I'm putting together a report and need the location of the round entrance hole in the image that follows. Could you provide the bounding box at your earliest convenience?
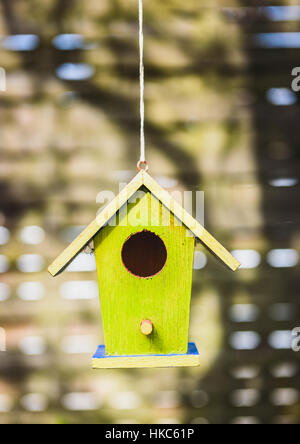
[121,230,167,278]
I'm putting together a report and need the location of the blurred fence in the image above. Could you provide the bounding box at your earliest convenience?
[0,0,299,424]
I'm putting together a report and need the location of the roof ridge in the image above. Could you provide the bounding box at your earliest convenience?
[48,171,239,276]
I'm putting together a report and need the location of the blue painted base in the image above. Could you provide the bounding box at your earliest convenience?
[92,342,200,369]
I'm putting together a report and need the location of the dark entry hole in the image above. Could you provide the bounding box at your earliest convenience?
[121,230,167,278]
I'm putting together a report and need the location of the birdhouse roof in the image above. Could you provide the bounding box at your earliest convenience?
[48,171,240,276]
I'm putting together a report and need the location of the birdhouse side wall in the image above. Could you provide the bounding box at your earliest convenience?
[94,190,195,356]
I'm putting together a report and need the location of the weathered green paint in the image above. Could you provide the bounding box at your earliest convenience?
[94,188,195,356]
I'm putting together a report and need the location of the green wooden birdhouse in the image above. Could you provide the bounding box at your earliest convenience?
[49,171,240,369]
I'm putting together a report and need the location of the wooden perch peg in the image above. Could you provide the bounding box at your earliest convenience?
[140,320,153,336]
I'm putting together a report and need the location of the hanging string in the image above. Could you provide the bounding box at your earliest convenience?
[138,0,148,171]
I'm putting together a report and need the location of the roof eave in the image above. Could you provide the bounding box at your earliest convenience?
[48,170,240,276]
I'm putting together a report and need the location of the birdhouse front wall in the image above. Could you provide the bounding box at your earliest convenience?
[94,189,195,356]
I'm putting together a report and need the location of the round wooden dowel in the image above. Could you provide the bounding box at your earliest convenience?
[140,320,153,336]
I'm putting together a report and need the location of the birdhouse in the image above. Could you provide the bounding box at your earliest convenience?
[49,171,240,368]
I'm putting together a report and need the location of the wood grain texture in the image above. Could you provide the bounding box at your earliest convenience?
[92,343,200,369]
[94,190,195,356]
[140,320,153,336]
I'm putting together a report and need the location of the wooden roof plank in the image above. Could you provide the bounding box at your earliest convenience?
[142,172,240,271]
[48,171,143,276]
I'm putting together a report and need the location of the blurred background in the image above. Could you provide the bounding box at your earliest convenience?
[0,0,300,425]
